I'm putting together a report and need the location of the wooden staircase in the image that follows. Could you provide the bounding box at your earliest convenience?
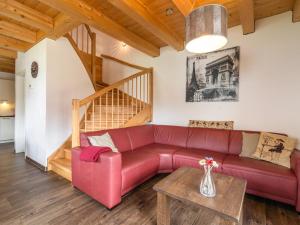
[47,24,153,181]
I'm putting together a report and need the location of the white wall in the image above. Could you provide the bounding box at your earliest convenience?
[15,38,94,166]
[14,74,25,153]
[96,12,300,148]
[45,38,94,158]
[23,40,47,165]
[152,12,300,148]
[91,28,154,84]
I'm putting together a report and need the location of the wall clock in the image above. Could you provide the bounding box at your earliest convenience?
[31,61,38,78]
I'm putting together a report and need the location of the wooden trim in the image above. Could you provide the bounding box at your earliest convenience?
[0,0,53,32]
[110,0,184,51]
[80,69,151,106]
[26,156,47,171]
[91,32,96,84]
[238,0,255,34]
[101,54,148,71]
[72,99,80,148]
[0,20,36,43]
[293,0,300,22]
[37,0,160,57]
[0,47,16,59]
[171,0,194,17]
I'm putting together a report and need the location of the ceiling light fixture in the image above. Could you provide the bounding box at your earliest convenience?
[166,8,174,16]
[185,4,228,53]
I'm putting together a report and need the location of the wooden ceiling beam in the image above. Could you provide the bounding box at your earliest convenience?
[0,34,30,51]
[47,13,80,40]
[110,0,184,51]
[0,47,16,58]
[293,0,300,22]
[171,0,194,17]
[38,0,160,57]
[238,0,255,34]
[0,20,36,43]
[0,0,53,32]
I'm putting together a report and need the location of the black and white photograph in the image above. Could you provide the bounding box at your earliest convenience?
[186,46,240,102]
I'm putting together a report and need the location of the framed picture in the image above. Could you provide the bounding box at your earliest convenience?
[186,46,240,102]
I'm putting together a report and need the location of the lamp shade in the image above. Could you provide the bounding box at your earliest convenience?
[185,4,228,53]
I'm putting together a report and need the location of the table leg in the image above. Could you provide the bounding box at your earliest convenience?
[237,208,243,225]
[157,192,171,225]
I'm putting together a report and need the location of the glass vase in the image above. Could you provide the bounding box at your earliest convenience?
[200,165,216,197]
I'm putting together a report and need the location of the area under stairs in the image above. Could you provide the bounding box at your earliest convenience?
[47,24,153,181]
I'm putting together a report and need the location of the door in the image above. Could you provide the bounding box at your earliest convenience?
[0,117,14,142]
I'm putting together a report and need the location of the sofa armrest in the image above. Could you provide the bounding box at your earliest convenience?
[72,147,122,209]
[291,150,300,212]
[291,150,300,176]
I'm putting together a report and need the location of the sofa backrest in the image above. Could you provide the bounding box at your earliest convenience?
[126,125,154,150]
[154,125,189,148]
[80,127,132,152]
[187,127,230,153]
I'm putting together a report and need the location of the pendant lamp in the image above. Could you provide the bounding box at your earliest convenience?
[186,4,228,53]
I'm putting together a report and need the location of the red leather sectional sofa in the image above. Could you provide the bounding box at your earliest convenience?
[72,125,300,211]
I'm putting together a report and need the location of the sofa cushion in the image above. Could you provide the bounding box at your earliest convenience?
[187,128,230,153]
[173,149,226,172]
[121,150,159,194]
[80,127,132,152]
[126,125,154,150]
[154,125,189,148]
[223,155,297,203]
[137,143,184,172]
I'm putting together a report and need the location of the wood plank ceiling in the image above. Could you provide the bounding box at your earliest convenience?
[0,0,299,73]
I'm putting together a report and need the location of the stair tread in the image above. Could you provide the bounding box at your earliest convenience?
[51,158,71,170]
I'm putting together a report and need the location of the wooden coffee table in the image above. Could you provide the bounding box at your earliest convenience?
[153,167,247,225]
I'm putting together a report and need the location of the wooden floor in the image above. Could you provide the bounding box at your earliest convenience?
[0,143,299,225]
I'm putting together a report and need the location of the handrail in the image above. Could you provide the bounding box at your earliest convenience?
[80,68,152,106]
[72,68,153,147]
[101,54,148,71]
[68,24,99,87]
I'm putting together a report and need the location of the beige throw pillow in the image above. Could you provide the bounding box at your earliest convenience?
[88,132,118,153]
[189,120,234,130]
[239,132,260,158]
[252,132,296,168]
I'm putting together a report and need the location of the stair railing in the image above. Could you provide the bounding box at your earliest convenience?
[72,68,153,147]
[65,24,97,85]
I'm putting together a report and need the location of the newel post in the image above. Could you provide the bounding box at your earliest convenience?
[72,99,80,148]
[149,67,154,121]
[91,32,97,85]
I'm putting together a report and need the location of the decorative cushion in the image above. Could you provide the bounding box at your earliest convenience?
[88,132,118,152]
[189,120,234,130]
[252,132,296,168]
[239,132,260,158]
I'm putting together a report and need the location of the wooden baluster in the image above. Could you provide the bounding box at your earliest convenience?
[72,99,80,148]
[92,99,95,131]
[112,89,114,129]
[143,74,145,109]
[76,26,79,46]
[81,25,84,52]
[84,104,87,132]
[139,75,142,112]
[136,77,138,115]
[147,73,149,104]
[99,96,102,130]
[91,33,96,84]
[149,69,153,120]
[117,88,120,127]
[127,81,129,121]
[106,93,108,129]
[131,79,134,118]
[87,28,89,54]
[123,84,125,124]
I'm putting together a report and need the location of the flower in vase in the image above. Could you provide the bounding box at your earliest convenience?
[199,157,219,168]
